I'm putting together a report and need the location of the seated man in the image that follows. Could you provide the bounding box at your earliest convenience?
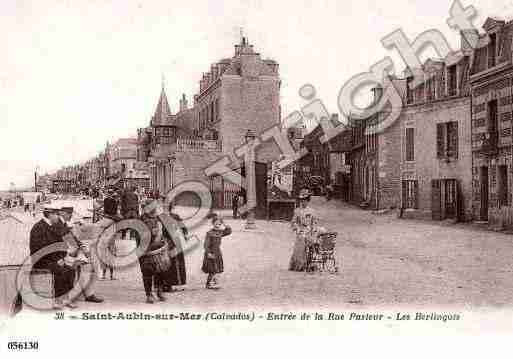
[29,205,76,309]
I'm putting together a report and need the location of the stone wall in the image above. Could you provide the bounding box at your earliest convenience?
[401,96,472,220]
[377,115,402,210]
[220,75,280,161]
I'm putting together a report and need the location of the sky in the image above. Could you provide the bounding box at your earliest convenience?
[0,0,512,190]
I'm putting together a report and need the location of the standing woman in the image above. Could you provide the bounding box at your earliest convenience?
[161,202,188,292]
[289,189,318,272]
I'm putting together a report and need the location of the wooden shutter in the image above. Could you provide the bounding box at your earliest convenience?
[406,128,414,161]
[451,121,458,159]
[431,179,442,220]
[401,180,407,208]
[414,180,419,209]
[436,123,445,158]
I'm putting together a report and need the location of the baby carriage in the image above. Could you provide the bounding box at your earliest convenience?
[306,228,338,273]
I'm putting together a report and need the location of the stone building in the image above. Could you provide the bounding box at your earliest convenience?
[400,52,472,221]
[470,18,513,229]
[109,138,138,177]
[138,37,282,200]
[347,76,406,210]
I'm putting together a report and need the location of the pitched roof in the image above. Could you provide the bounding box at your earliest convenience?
[152,86,172,126]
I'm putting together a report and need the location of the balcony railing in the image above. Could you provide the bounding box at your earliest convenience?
[480,131,498,156]
[176,138,222,152]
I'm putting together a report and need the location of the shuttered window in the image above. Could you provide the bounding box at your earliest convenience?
[447,121,458,158]
[405,127,414,161]
[436,122,458,159]
[402,180,418,209]
[436,123,445,157]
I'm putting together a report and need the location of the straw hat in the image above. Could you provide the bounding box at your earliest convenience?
[43,204,60,213]
[60,206,74,214]
[298,189,312,200]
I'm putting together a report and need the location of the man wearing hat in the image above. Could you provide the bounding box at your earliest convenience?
[29,205,76,309]
[58,206,104,303]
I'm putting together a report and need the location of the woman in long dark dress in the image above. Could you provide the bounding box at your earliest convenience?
[289,189,318,272]
[202,216,232,289]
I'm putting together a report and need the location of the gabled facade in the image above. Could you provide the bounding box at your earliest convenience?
[469,18,513,229]
[400,52,472,221]
[137,37,282,197]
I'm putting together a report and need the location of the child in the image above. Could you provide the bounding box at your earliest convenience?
[60,228,90,269]
[202,215,232,289]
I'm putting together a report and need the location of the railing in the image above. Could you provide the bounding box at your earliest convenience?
[176,138,222,152]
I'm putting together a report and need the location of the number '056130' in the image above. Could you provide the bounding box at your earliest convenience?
[7,341,39,350]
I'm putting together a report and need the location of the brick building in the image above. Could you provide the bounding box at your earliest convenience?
[346,76,406,210]
[138,37,282,202]
[470,18,513,229]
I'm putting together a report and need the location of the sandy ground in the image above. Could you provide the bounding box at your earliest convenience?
[14,195,508,313]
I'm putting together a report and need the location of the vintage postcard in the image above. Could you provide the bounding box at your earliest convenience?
[1,0,513,356]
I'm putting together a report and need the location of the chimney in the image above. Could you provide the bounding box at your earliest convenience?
[330,113,340,126]
[179,94,188,112]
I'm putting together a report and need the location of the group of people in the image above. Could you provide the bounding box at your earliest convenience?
[27,184,330,308]
[29,205,104,309]
[27,184,237,308]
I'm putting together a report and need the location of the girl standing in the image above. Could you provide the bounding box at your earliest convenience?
[202,216,232,289]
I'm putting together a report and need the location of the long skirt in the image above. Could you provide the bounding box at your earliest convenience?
[202,251,224,274]
[47,263,76,298]
[289,231,308,272]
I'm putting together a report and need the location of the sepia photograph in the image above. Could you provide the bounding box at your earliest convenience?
[1,0,513,355]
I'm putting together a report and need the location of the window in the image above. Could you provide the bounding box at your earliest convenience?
[215,98,220,122]
[425,78,434,102]
[488,99,498,132]
[448,65,457,96]
[498,165,508,207]
[488,33,497,68]
[405,127,415,161]
[406,77,414,104]
[436,121,459,159]
[402,180,418,209]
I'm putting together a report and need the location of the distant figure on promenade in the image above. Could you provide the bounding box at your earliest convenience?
[120,186,139,240]
[99,237,117,281]
[29,205,76,309]
[289,189,318,272]
[202,215,232,289]
[232,193,240,219]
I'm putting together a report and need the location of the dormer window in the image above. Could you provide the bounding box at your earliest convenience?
[488,32,497,68]
[406,77,414,104]
[448,65,457,96]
